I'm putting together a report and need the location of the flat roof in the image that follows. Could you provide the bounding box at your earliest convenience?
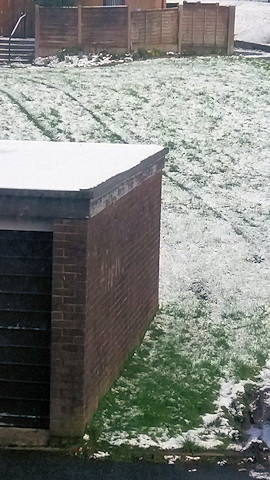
[0,141,165,195]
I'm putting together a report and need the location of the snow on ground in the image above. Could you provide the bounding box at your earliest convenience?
[34,52,134,69]
[249,471,270,480]
[0,56,269,450]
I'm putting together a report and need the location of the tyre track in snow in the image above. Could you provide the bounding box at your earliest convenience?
[98,82,269,253]
[3,71,268,254]
[0,88,56,141]
[105,90,270,253]
[11,72,159,145]
[163,170,267,252]
[14,74,128,144]
[39,75,269,252]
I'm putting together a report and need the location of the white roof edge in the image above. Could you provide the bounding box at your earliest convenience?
[0,141,166,194]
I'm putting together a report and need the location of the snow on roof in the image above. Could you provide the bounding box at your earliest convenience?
[0,141,164,193]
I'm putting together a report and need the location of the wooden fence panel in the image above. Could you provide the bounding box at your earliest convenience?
[131,9,178,51]
[161,9,178,45]
[216,6,229,47]
[35,3,235,57]
[130,11,145,45]
[204,5,218,46]
[146,11,162,45]
[193,6,204,45]
[0,0,35,37]
[38,7,78,56]
[82,6,129,52]
[181,5,193,46]
[181,3,229,53]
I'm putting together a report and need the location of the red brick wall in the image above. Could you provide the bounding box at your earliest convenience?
[84,172,162,422]
[50,219,88,438]
[50,171,162,439]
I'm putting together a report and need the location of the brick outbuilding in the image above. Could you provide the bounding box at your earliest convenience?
[0,141,167,443]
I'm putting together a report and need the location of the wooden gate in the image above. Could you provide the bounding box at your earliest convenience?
[0,0,35,37]
[0,231,52,429]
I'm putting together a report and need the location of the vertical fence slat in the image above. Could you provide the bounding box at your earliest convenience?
[192,6,195,46]
[203,7,206,46]
[177,5,183,54]
[214,3,218,46]
[160,9,163,44]
[127,6,131,52]
[144,10,147,45]
[78,4,82,45]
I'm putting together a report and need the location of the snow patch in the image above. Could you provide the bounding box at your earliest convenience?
[249,471,270,480]
[91,451,110,459]
[217,380,247,411]
[217,459,227,466]
[164,454,181,464]
[34,53,133,69]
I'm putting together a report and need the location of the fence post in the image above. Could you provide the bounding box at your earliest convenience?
[227,5,235,55]
[127,6,131,52]
[35,4,40,59]
[78,4,82,47]
[177,4,183,54]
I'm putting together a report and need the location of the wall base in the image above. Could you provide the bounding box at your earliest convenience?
[0,428,49,447]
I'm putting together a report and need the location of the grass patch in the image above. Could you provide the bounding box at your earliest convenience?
[84,302,270,451]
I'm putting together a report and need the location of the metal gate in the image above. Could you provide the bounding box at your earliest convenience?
[0,230,52,429]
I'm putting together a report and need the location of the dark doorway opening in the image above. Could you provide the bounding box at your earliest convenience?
[0,230,52,429]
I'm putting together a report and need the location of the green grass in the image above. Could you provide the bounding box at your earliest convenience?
[84,302,270,451]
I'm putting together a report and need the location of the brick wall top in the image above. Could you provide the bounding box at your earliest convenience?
[0,141,167,219]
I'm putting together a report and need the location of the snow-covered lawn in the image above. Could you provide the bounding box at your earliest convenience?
[0,55,269,451]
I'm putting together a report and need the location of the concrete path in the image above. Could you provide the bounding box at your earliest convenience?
[0,450,269,480]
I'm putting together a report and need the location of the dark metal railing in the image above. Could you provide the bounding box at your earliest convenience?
[8,12,26,64]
